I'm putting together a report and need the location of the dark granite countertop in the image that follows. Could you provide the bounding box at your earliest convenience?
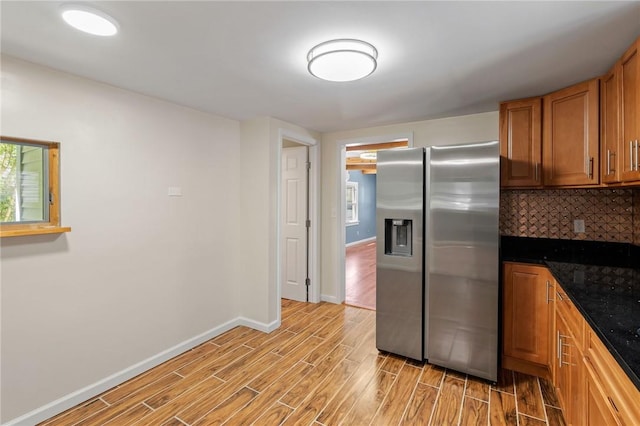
[501,236,640,392]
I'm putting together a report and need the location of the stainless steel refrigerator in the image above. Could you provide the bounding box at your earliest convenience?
[376,141,499,381]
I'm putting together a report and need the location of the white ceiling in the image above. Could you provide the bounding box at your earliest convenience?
[2,1,639,133]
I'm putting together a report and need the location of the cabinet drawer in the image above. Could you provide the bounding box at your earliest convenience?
[585,328,640,425]
[555,286,584,349]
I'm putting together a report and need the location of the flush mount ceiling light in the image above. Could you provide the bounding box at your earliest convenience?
[307,39,377,82]
[360,151,377,160]
[61,5,118,36]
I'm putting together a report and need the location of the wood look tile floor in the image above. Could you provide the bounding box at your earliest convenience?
[40,300,565,426]
[345,240,376,311]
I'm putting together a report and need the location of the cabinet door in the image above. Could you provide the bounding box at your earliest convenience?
[555,312,584,426]
[499,98,542,187]
[620,38,640,181]
[554,313,571,421]
[543,78,600,186]
[584,359,621,426]
[503,263,550,366]
[601,63,621,183]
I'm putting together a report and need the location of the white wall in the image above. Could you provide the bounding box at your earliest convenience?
[237,117,271,326]
[319,112,499,301]
[0,56,242,423]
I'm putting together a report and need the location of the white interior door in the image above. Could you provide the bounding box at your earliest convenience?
[281,146,308,302]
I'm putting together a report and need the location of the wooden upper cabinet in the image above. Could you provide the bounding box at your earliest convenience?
[620,37,640,182]
[499,98,542,187]
[600,63,621,183]
[543,78,600,186]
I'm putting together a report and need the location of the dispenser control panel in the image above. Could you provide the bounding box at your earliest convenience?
[384,218,412,256]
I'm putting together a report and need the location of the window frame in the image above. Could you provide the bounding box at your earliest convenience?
[345,181,359,226]
[0,136,70,237]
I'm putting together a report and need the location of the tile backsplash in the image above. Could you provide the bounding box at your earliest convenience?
[500,188,640,244]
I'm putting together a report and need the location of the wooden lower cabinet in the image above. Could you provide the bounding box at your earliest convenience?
[503,264,640,425]
[554,282,640,426]
[502,262,553,378]
[584,358,620,426]
[554,309,584,426]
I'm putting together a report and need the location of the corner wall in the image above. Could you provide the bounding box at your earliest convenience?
[0,56,242,423]
[237,117,320,327]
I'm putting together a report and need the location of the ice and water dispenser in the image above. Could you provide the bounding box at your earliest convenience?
[384,219,412,256]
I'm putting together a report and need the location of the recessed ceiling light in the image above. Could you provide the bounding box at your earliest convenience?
[307,39,377,82]
[61,5,118,36]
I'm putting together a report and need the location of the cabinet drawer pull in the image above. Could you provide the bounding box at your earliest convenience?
[558,334,575,366]
[560,358,576,367]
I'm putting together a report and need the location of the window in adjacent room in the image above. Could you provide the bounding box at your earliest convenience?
[346,181,359,225]
[0,136,70,237]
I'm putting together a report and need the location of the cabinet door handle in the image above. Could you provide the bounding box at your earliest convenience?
[588,157,594,179]
[546,280,552,304]
[635,140,639,171]
[608,396,619,413]
[631,141,634,171]
[556,291,564,301]
[534,162,539,182]
[610,150,615,173]
[557,330,562,363]
[606,150,616,174]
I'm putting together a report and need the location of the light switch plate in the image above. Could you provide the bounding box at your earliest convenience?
[168,186,182,197]
[574,219,585,233]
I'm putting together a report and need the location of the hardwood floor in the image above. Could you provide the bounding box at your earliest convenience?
[345,240,376,310]
[39,300,565,425]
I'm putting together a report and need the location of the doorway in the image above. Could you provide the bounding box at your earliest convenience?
[278,130,320,306]
[338,134,412,309]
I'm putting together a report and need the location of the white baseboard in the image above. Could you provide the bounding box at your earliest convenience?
[238,317,280,333]
[345,236,376,248]
[3,316,274,426]
[321,294,340,304]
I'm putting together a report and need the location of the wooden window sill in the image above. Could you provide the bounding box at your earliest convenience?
[0,226,72,238]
